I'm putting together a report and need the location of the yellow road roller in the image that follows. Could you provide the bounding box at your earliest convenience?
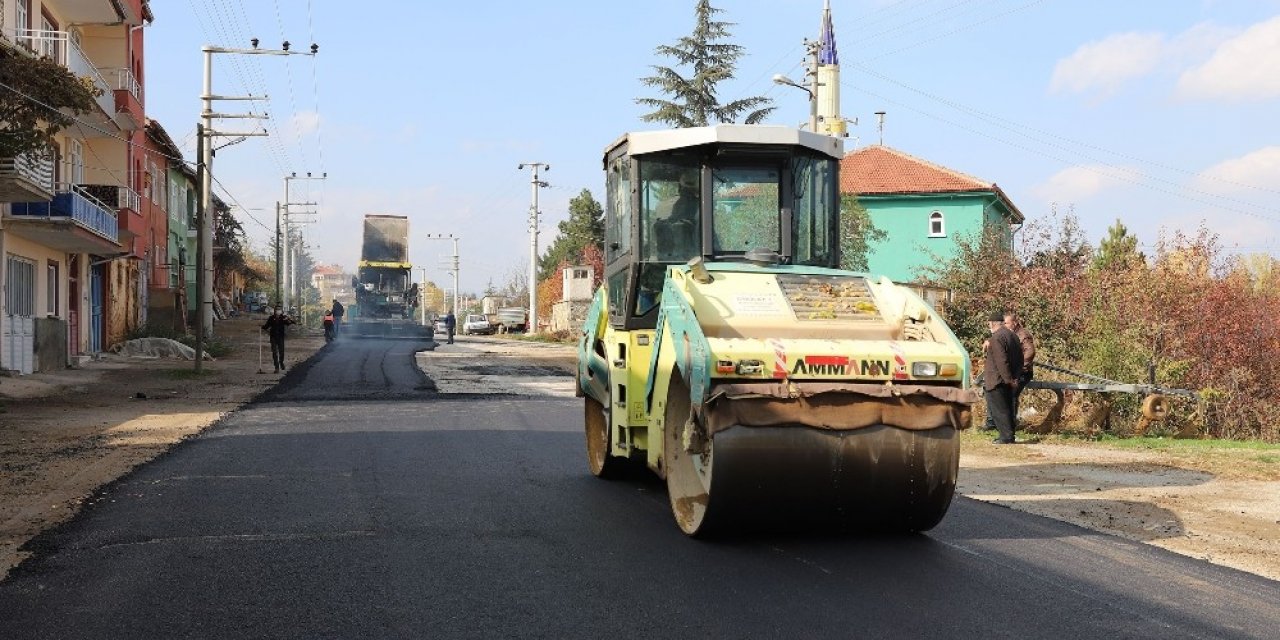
[576,125,977,535]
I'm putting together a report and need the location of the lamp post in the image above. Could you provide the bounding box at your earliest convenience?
[772,72,818,132]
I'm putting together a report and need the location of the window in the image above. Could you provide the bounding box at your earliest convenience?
[47,261,59,316]
[39,12,59,61]
[67,139,84,185]
[6,255,36,318]
[791,155,838,267]
[639,160,700,263]
[16,1,31,46]
[711,166,780,254]
[929,211,945,237]
[605,155,632,264]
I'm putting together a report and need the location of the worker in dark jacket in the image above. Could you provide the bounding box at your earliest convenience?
[330,299,345,335]
[444,312,456,344]
[983,311,1024,444]
[1005,311,1036,425]
[262,308,295,373]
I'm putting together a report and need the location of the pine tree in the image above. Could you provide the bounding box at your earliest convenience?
[1092,218,1144,272]
[538,189,604,280]
[636,0,773,127]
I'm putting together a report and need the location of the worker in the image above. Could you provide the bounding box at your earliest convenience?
[1004,311,1036,426]
[330,299,345,335]
[323,311,336,343]
[445,312,456,344]
[262,308,295,373]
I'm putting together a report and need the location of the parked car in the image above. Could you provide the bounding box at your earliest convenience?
[433,318,449,334]
[462,314,493,335]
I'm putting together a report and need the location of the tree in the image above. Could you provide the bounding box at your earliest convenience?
[538,189,604,280]
[636,0,773,127]
[838,194,886,272]
[1092,218,1144,272]
[0,44,99,157]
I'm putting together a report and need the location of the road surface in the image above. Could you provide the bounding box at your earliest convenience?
[1,337,1277,639]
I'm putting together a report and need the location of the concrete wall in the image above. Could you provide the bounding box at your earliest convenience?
[549,300,591,333]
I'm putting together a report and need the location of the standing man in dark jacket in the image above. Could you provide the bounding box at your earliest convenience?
[1005,311,1036,426]
[330,299,345,336]
[262,308,295,373]
[444,312,456,344]
[983,311,1024,444]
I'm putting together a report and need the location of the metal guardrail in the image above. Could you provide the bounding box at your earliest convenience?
[4,28,115,116]
[1029,361,1196,398]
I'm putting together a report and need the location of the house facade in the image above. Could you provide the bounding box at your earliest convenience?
[839,145,1023,283]
[0,0,152,373]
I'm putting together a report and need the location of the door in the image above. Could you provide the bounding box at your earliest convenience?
[3,255,36,374]
[68,255,80,357]
[89,264,104,353]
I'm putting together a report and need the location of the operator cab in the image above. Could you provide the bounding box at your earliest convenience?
[602,125,844,330]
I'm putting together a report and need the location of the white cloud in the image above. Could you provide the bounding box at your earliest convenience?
[1029,165,1138,203]
[288,110,323,138]
[1050,32,1166,95]
[1193,146,1280,193]
[1176,15,1280,101]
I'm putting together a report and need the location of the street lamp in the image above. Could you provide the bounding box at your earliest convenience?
[772,73,817,132]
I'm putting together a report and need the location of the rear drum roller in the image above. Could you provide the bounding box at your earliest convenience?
[663,375,718,536]
[585,395,624,479]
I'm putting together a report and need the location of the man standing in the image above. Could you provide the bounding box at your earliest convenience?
[262,307,295,373]
[1005,311,1036,425]
[983,311,1024,444]
[330,299,345,336]
[444,312,456,344]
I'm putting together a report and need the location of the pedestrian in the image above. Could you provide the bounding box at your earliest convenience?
[982,311,1024,444]
[1005,311,1036,425]
[322,310,336,343]
[444,311,456,344]
[262,307,295,373]
[330,299,345,335]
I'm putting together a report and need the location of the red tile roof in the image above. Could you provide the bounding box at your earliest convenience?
[839,145,1023,222]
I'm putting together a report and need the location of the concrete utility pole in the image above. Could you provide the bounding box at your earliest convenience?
[281,171,324,311]
[517,163,549,333]
[198,39,316,366]
[415,267,428,326]
[425,234,460,320]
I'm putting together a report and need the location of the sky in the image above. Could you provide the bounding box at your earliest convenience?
[143,0,1280,294]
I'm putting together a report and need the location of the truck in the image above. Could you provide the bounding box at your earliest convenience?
[348,215,429,339]
[494,307,528,333]
[576,125,977,536]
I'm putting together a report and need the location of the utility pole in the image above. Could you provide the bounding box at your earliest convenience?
[415,267,428,326]
[282,171,325,311]
[274,200,283,306]
[425,233,460,320]
[517,163,549,334]
[805,39,820,133]
[198,39,316,357]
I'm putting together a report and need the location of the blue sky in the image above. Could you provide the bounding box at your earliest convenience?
[144,0,1280,293]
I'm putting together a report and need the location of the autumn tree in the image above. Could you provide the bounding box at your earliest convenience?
[636,0,773,127]
[838,194,886,272]
[539,189,604,280]
[0,44,98,157]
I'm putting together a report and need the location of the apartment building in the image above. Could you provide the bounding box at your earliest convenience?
[0,0,152,373]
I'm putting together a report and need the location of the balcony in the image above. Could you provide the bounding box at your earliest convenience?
[78,183,145,239]
[4,29,116,125]
[106,67,144,130]
[6,184,121,253]
[0,151,55,202]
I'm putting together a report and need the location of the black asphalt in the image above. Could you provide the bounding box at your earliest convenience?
[1,338,1277,639]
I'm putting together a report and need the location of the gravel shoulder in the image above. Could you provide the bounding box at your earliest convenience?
[4,330,1278,584]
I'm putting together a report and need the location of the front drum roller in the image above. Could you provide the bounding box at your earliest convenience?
[663,376,961,535]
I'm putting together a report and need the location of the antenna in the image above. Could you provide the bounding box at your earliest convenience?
[874,111,886,145]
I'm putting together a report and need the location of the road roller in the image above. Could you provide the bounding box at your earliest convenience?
[576,125,977,535]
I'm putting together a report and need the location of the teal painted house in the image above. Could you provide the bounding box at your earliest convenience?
[840,145,1024,282]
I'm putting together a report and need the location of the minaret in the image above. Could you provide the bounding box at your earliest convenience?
[816,0,845,137]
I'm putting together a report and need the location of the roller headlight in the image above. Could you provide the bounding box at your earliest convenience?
[912,361,939,377]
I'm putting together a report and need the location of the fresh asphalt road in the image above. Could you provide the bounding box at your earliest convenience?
[1,337,1278,639]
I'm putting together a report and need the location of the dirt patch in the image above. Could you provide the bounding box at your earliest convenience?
[0,315,323,579]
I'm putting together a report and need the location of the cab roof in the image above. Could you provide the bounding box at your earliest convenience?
[604,125,844,166]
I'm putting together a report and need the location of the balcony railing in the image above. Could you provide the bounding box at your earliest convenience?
[0,151,55,200]
[79,183,141,213]
[106,67,143,103]
[4,28,115,117]
[8,184,120,243]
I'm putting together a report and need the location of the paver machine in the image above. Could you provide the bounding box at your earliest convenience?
[576,125,978,535]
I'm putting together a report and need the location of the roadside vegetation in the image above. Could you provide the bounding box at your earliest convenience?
[925,212,1280,442]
